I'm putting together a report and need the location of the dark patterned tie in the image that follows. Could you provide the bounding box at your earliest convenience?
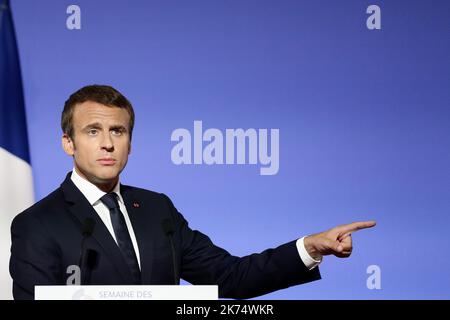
[100,193,141,284]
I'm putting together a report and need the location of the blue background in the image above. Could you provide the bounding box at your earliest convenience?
[8,0,450,299]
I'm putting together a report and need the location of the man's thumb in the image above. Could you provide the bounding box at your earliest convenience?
[324,239,343,253]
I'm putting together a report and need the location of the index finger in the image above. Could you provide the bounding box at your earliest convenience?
[337,220,376,235]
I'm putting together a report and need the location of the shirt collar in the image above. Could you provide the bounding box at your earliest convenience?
[70,168,123,206]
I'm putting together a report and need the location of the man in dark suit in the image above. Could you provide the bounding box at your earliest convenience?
[9,85,376,300]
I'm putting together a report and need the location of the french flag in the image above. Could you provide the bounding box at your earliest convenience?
[0,0,34,300]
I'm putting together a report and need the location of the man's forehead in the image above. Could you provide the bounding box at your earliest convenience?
[73,101,130,124]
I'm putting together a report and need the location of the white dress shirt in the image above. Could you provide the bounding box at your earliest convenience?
[297,237,322,270]
[71,168,141,269]
[71,168,320,272]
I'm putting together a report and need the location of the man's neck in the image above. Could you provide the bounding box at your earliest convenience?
[73,167,119,193]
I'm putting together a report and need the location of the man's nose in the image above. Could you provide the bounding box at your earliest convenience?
[100,132,114,151]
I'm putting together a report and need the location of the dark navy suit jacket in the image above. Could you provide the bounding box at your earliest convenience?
[9,172,321,300]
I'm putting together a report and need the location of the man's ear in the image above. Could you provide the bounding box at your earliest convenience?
[62,134,75,156]
[128,141,131,155]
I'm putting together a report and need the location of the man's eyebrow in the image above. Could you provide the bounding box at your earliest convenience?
[82,123,127,131]
[83,122,103,130]
[109,125,128,131]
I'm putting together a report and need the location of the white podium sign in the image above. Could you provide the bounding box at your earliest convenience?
[35,285,218,300]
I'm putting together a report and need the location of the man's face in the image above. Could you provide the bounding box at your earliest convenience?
[62,101,131,190]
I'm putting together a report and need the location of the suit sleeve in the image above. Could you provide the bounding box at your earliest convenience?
[9,212,63,300]
[161,194,321,299]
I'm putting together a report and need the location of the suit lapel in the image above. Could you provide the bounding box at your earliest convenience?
[60,173,136,283]
[121,185,154,284]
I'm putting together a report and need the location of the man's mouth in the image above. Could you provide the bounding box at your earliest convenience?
[97,158,116,166]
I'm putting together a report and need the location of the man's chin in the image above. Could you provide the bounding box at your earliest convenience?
[90,170,120,186]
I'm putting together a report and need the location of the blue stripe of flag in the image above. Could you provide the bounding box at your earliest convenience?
[0,0,30,164]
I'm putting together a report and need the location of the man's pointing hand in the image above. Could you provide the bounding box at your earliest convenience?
[304,221,376,260]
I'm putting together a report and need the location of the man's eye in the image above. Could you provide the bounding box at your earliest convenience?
[111,129,123,136]
[88,129,98,135]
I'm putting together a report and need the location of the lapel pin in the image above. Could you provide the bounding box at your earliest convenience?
[133,202,140,208]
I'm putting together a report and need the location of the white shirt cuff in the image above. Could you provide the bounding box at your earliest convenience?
[296,236,322,270]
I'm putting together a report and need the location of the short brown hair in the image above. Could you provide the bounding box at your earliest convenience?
[61,85,135,140]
